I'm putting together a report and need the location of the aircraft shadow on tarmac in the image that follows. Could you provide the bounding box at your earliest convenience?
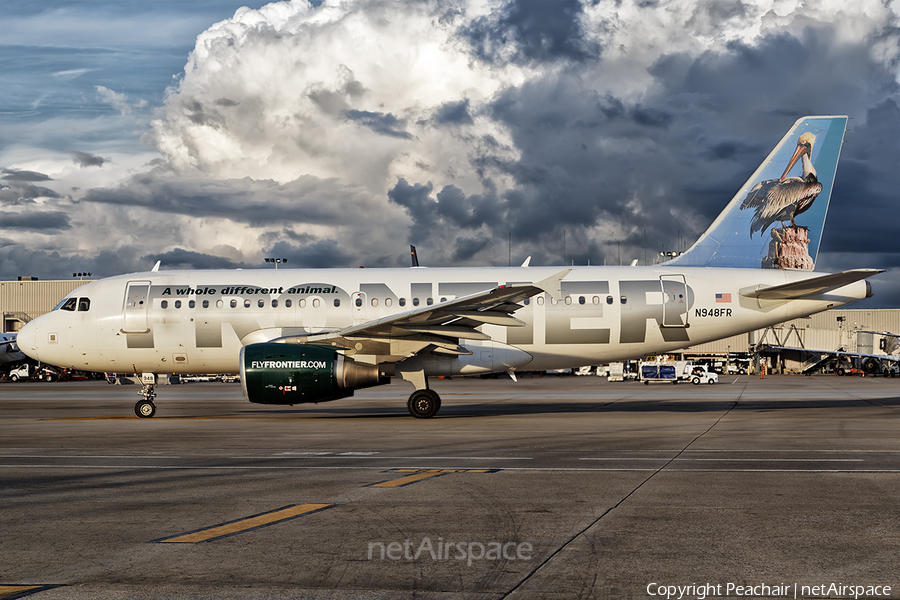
[241,395,900,419]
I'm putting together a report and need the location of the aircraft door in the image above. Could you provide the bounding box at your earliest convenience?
[660,275,689,328]
[122,281,151,333]
[352,292,366,322]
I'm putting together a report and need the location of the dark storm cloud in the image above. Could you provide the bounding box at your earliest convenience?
[143,248,242,270]
[267,238,357,269]
[0,237,162,281]
[821,99,900,257]
[1,211,71,231]
[431,18,900,276]
[463,0,599,64]
[387,179,436,232]
[0,170,62,205]
[387,179,503,246]
[71,150,107,168]
[344,110,413,139]
[83,173,373,227]
[1,168,53,182]
[433,99,474,125]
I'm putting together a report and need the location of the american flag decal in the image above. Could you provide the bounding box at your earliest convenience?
[715,293,731,303]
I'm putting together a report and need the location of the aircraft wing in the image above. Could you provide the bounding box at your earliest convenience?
[741,269,883,300]
[278,269,571,359]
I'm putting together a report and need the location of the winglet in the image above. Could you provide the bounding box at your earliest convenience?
[535,269,571,301]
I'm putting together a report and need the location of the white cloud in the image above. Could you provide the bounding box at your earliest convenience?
[150,0,531,192]
[96,86,148,116]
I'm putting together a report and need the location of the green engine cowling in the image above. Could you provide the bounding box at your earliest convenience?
[240,343,388,405]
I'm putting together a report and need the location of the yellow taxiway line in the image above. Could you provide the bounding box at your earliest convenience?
[371,468,497,488]
[155,503,333,543]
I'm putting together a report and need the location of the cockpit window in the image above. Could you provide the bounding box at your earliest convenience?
[58,297,78,311]
[78,298,91,311]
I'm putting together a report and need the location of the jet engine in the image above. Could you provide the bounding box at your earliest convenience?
[240,343,388,405]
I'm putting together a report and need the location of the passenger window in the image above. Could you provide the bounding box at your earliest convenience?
[426,298,433,306]
[189,300,195,309]
[299,299,306,308]
[537,297,544,306]
[413,298,420,306]
[334,299,341,307]
[313,299,320,308]
[60,298,77,311]
[524,298,530,305]
[244,299,251,308]
[272,299,278,308]
[621,296,627,305]
[371,298,378,307]
[440,297,447,303]
[356,297,362,307]
[399,298,406,307]
[78,298,91,311]
[385,298,392,307]
[258,299,264,308]
[606,296,613,305]
[592,296,600,305]
[285,299,292,308]
[230,299,237,308]
[565,297,572,305]
[203,300,209,308]
[174,300,181,309]
[161,300,168,309]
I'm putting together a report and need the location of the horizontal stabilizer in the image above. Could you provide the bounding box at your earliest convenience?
[741,269,883,300]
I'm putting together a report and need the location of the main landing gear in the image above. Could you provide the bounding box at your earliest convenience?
[407,389,441,419]
[134,380,157,418]
[398,360,441,419]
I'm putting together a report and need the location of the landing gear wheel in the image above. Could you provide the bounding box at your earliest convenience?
[407,389,441,419]
[135,399,156,418]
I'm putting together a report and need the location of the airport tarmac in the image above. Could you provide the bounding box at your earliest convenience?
[1,374,898,600]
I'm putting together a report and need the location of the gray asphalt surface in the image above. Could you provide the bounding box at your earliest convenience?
[1,374,898,599]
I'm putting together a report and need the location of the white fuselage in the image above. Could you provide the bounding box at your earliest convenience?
[17,265,869,375]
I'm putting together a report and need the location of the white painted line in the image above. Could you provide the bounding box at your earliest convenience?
[579,457,865,462]
[2,464,897,473]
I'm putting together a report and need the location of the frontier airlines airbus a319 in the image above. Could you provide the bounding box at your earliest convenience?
[17,116,881,418]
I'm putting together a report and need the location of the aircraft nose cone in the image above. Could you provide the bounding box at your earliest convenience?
[16,319,40,361]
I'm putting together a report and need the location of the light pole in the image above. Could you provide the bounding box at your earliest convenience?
[73,272,92,280]
[264,258,287,269]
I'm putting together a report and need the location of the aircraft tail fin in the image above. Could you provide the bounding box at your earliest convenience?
[672,116,848,270]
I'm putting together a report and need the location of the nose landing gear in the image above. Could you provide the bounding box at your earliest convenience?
[135,378,157,418]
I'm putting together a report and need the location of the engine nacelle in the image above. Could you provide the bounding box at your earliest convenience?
[240,343,388,405]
